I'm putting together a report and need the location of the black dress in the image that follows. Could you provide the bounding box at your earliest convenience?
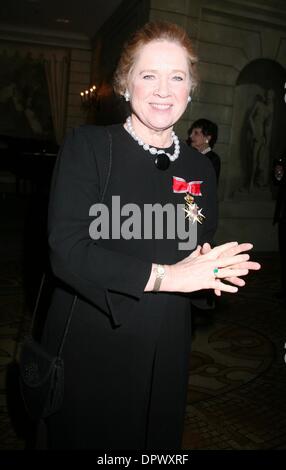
[42,124,217,449]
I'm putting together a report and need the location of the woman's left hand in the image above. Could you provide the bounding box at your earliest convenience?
[200,242,261,296]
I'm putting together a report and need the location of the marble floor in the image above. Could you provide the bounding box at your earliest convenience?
[0,194,286,450]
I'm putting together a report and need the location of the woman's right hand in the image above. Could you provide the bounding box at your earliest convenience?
[162,242,257,294]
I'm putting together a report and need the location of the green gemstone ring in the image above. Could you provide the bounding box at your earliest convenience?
[213,268,219,275]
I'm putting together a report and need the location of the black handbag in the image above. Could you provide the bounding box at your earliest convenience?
[19,274,77,420]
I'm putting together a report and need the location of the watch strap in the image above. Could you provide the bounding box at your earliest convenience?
[153,264,165,292]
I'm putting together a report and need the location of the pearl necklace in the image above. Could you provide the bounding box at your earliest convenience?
[126,116,180,162]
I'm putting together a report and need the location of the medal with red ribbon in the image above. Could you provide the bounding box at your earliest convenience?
[173,176,205,224]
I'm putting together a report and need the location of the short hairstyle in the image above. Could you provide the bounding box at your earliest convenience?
[113,20,198,96]
[188,118,218,148]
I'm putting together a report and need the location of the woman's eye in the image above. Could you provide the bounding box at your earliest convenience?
[143,74,155,80]
[172,76,184,81]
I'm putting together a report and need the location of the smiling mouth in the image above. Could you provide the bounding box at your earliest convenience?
[150,103,172,110]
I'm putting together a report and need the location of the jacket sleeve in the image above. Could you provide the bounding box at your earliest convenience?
[48,126,152,326]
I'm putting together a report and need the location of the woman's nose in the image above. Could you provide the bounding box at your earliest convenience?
[154,79,170,97]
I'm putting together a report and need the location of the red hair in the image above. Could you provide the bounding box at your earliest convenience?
[113,20,198,96]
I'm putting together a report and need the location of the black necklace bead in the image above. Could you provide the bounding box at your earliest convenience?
[154,153,170,170]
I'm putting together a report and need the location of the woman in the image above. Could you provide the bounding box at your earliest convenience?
[42,21,260,449]
[187,118,221,183]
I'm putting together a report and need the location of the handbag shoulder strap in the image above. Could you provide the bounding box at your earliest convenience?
[57,294,78,357]
[30,272,46,333]
[82,125,113,204]
[30,127,113,356]
[101,128,113,204]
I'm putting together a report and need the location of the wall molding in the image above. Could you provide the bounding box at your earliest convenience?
[0,23,91,50]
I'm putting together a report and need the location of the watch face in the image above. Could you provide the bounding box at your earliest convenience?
[158,265,165,275]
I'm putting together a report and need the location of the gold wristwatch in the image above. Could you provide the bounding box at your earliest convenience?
[153,264,166,292]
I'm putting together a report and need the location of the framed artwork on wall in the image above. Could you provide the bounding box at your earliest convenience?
[0,51,54,141]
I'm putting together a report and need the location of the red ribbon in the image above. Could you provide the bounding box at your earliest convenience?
[172,176,202,196]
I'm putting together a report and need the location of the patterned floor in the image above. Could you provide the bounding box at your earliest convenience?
[1,194,286,450]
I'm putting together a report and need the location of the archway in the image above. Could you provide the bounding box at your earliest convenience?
[226,59,286,200]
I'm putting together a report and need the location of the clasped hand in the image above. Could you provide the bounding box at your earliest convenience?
[169,242,261,295]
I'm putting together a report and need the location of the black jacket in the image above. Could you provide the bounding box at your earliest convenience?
[42,124,218,449]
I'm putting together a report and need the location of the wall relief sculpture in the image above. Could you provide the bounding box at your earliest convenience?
[227,59,286,201]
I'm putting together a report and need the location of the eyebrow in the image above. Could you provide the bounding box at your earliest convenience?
[139,69,187,76]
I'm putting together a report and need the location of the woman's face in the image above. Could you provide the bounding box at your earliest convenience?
[190,127,210,151]
[127,40,191,134]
